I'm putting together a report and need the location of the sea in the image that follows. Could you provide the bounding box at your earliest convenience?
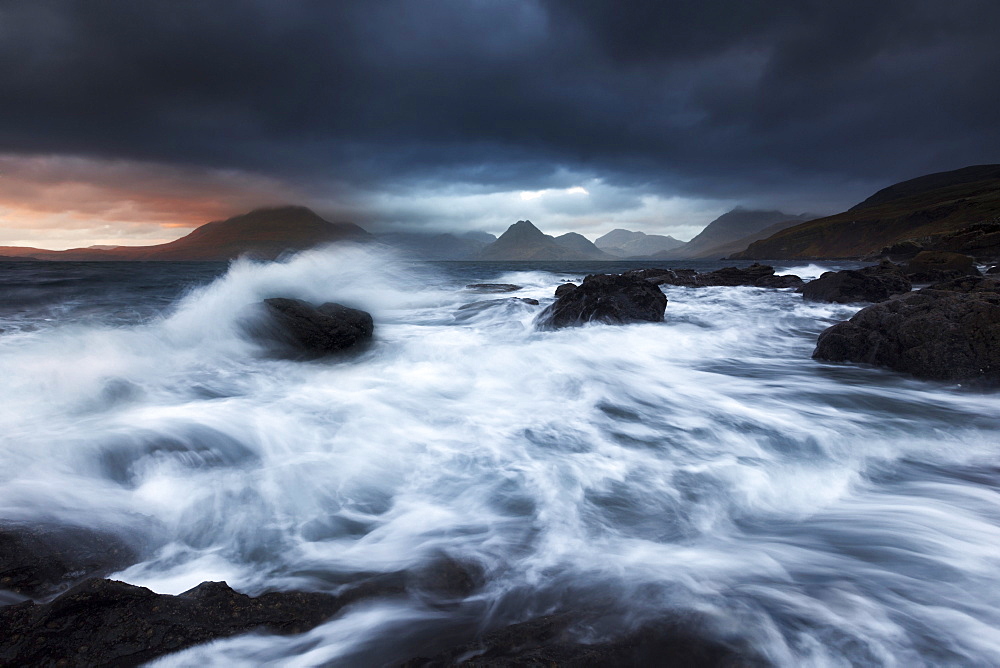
[1,244,999,667]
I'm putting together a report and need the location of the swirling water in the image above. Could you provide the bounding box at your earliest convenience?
[0,247,998,667]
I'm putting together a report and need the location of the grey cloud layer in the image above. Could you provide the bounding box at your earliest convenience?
[2,0,998,207]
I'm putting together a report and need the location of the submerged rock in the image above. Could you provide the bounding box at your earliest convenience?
[801,262,911,303]
[454,297,539,321]
[402,613,761,667]
[465,283,522,293]
[0,522,142,599]
[255,298,373,358]
[536,273,667,329]
[813,281,1000,384]
[0,578,391,667]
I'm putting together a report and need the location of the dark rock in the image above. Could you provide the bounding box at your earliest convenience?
[465,283,521,293]
[698,263,775,287]
[858,258,908,276]
[754,274,804,288]
[813,286,1000,384]
[536,273,667,329]
[801,264,911,303]
[987,265,999,275]
[877,239,926,260]
[401,613,761,668]
[256,298,373,358]
[406,554,484,604]
[905,251,981,282]
[554,282,578,297]
[926,276,1000,293]
[621,268,699,287]
[0,523,143,598]
[0,577,405,667]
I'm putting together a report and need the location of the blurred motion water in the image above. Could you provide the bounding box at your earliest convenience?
[0,247,997,667]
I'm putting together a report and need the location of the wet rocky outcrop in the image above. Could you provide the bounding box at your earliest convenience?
[402,613,762,667]
[254,298,374,358]
[697,263,776,287]
[0,578,392,667]
[904,250,981,282]
[754,274,804,288]
[536,273,667,329]
[554,282,578,297]
[874,222,1000,263]
[0,523,143,599]
[622,268,700,287]
[0,540,484,668]
[621,264,800,289]
[813,278,1000,384]
[800,261,911,303]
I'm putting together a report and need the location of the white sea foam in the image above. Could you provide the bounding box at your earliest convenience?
[1,247,999,666]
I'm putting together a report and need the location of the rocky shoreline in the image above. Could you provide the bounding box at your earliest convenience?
[1,520,752,667]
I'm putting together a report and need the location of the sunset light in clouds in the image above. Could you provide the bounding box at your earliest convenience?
[0,155,297,249]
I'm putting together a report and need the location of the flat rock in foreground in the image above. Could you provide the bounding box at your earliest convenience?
[255,298,374,358]
[813,279,1000,384]
[801,262,911,303]
[0,578,396,667]
[0,523,143,599]
[536,273,667,329]
[904,250,981,282]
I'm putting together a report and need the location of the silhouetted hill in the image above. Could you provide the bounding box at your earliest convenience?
[595,229,686,257]
[850,165,1000,212]
[666,208,812,259]
[733,165,1000,259]
[478,220,609,260]
[0,206,372,261]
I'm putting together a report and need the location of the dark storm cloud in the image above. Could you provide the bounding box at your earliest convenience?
[1,0,999,206]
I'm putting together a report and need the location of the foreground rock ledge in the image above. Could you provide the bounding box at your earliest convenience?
[536,273,667,329]
[813,278,1000,384]
[800,261,911,303]
[0,578,396,667]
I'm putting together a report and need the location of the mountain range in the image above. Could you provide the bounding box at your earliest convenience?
[595,229,686,257]
[476,220,612,260]
[3,165,998,262]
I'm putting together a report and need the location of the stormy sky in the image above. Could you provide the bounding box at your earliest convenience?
[1,0,998,248]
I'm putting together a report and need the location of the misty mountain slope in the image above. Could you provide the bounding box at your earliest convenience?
[666,208,812,259]
[692,219,814,259]
[595,229,686,257]
[553,232,614,259]
[733,165,1000,259]
[379,231,496,259]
